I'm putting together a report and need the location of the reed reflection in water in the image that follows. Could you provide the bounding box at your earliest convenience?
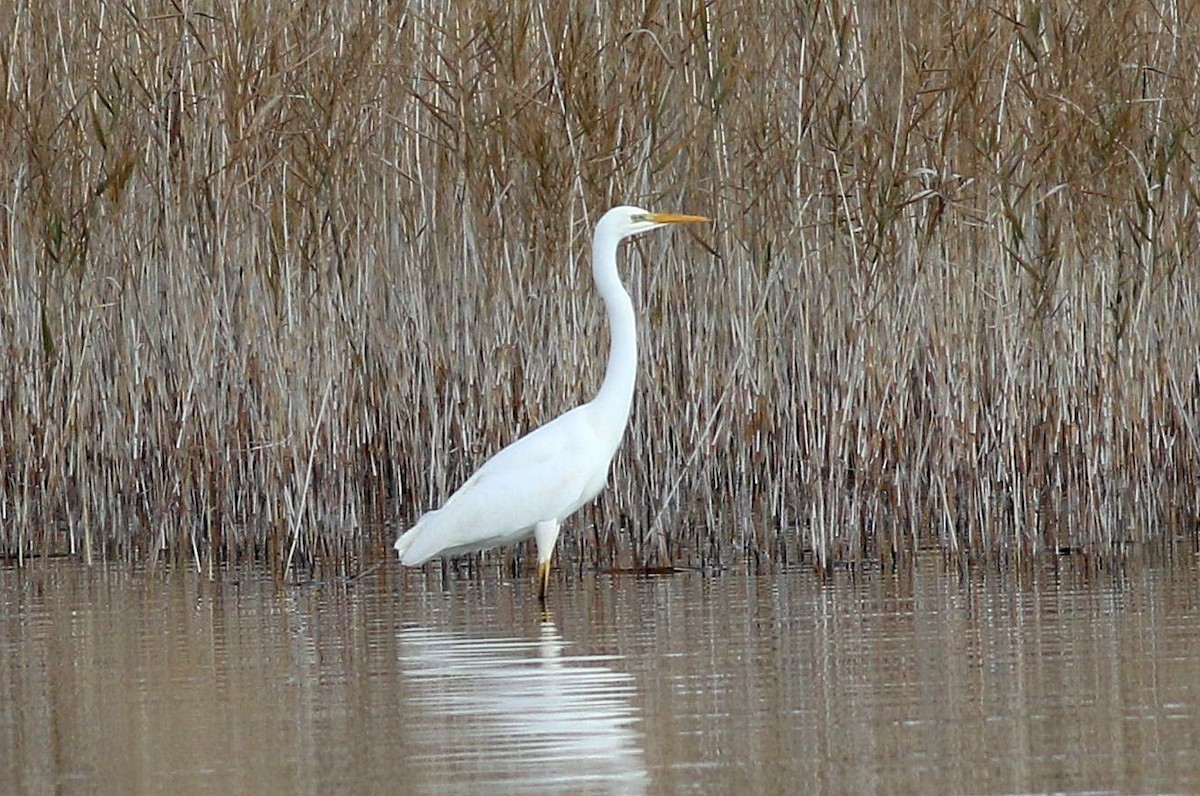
[397,622,647,793]
[2,557,1200,794]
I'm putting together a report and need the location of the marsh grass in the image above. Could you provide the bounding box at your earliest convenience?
[2,1,1198,575]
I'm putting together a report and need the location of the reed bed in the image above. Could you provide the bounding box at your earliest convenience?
[2,0,1198,575]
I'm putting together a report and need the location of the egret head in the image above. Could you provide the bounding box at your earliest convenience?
[598,205,709,243]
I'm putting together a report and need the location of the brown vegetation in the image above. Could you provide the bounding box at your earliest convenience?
[2,1,1198,575]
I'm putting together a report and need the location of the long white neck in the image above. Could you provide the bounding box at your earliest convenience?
[590,233,637,433]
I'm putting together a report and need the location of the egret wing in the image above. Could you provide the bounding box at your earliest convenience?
[397,407,611,564]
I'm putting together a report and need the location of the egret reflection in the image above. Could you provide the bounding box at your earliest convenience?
[398,620,647,793]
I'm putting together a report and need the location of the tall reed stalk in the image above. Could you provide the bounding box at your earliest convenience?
[2,1,1197,574]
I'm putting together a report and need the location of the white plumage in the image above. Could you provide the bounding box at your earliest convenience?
[395,205,708,601]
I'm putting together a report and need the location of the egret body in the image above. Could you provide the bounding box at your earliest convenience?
[394,205,707,601]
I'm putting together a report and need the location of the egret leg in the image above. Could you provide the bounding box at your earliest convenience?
[536,560,551,603]
[533,520,561,603]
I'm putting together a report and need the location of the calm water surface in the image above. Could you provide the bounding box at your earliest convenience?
[2,556,1199,794]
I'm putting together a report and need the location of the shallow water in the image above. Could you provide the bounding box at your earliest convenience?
[2,556,1199,794]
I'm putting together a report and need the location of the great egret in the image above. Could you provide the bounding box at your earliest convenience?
[395,205,708,601]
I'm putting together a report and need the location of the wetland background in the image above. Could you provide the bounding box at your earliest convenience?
[2,0,1199,574]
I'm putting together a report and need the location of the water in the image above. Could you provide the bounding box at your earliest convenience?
[3,556,1199,794]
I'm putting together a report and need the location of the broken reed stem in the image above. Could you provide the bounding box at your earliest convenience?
[1,0,1198,574]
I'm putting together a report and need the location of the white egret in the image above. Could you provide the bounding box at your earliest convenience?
[395,205,708,601]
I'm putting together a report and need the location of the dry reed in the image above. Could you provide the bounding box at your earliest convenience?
[1,1,1198,575]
